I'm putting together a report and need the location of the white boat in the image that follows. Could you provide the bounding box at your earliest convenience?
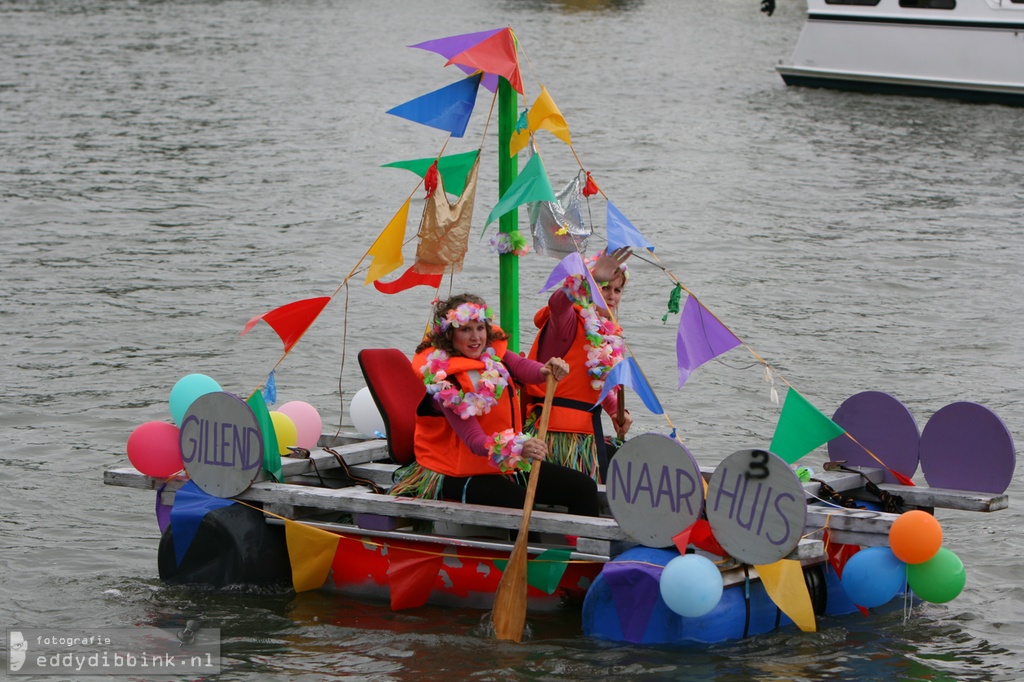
[776,0,1024,105]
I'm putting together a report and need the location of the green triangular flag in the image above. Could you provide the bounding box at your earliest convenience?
[484,152,557,229]
[769,388,846,464]
[382,150,480,197]
[494,548,572,595]
[247,391,284,483]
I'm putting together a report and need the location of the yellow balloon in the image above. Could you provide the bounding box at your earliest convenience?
[269,411,298,455]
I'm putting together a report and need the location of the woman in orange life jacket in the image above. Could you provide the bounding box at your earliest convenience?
[524,248,634,483]
[389,293,600,516]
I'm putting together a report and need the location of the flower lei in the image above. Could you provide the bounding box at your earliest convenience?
[485,428,532,473]
[489,230,530,257]
[562,274,625,390]
[431,302,493,338]
[421,347,511,419]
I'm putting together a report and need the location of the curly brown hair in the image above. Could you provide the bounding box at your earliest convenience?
[416,293,508,355]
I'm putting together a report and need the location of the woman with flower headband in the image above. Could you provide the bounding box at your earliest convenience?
[524,247,634,483]
[389,293,599,516]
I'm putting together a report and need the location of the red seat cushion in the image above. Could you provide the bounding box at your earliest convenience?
[357,349,424,465]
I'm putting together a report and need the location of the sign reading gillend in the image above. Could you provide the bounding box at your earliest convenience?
[606,433,704,548]
[179,391,263,498]
[705,449,806,565]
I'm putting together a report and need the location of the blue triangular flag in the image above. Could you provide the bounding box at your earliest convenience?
[595,357,663,415]
[386,73,482,138]
[262,370,277,406]
[169,481,235,567]
[606,201,654,252]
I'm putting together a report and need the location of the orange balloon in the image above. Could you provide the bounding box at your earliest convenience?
[889,510,943,564]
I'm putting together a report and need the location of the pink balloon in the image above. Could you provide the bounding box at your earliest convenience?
[127,421,184,477]
[277,401,323,450]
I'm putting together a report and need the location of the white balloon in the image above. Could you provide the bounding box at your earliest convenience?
[349,386,386,438]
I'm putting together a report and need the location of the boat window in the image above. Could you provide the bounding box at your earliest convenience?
[899,0,955,7]
[825,0,880,4]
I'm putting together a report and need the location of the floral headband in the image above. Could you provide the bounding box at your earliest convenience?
[434,302,493,334]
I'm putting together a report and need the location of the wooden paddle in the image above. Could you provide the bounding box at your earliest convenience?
[491,373,557,643]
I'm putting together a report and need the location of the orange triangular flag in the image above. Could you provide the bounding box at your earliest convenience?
[285,520,341,592]
[754,560,817,632]
[446,27,522,95]
[241,296,331,353]
[364,198,410,285]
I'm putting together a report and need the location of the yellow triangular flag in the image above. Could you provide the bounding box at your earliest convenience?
[364,198,410,284]
[528,86,571,146]
[754,560,817,633]
[285,519,341,592]
[509,86,572,157]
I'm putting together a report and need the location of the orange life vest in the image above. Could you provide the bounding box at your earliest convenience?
[412,339,522,477]
[526,305,608,434]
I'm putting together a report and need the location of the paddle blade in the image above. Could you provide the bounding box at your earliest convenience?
[491,538,531,642]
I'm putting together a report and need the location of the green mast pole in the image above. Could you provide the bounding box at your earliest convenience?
[497,75,520,352]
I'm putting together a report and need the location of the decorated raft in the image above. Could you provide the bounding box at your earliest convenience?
[103,27,1015,645]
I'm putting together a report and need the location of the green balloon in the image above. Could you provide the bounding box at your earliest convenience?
[907,547,966,603]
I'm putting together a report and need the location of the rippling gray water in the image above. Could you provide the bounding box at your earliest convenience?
[3,0,1023,679]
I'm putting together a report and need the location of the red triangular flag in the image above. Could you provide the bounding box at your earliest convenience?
[583,171,599,197]
[372,266,443,294]
[424,161,439,198]
[386,542,443,610]
[241,296,330,353]
[689,518,727,557]
[446,27,522,95]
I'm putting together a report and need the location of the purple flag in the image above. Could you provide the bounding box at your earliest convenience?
[676,295,741,388]
[409,29,502,92]
[606,201,654,252]
[386,73,482,138]
[538,252,609,312]
[596,357,664,415]
[601,561,663,643]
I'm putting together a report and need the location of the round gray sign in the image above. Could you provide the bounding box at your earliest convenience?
[705,449,806,565]
[179,391,264,498]
[606,433,704,548]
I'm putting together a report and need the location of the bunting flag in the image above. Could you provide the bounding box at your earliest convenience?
[247,390,283,482]
[382,149,480,197]
[671,526,693,555]
[385,73,482,138]
[606,201,654,252]
[494,548,572,595]
[364,198,410,285]
[485,152,557,228]
[770,388,847,464]
[445,26,522,95]
[241,296,331,353]
[676,295,742,387]
[262,369,277,406]
[169,481,235,567]
[413,153,480,273]
[155,482,171,534]
[601,560,662,643]
[372,267,443,294]
[386,543,444,610]
[285,520,341,593]
[509,86,572,156]
[409,28,503,92]
[753,560,817,632]
[595,357,664,415]
[689,518,727,556]
[538,252,608,312]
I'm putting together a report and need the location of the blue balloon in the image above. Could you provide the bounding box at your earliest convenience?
[169,373,222,426]
[840,546,906,608]
[659,554,724,618]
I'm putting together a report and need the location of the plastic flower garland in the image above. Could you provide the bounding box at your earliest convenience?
[562,274,626,390]
[420,347,511,419]
[489,230,530,257]
[485,428,532,472]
